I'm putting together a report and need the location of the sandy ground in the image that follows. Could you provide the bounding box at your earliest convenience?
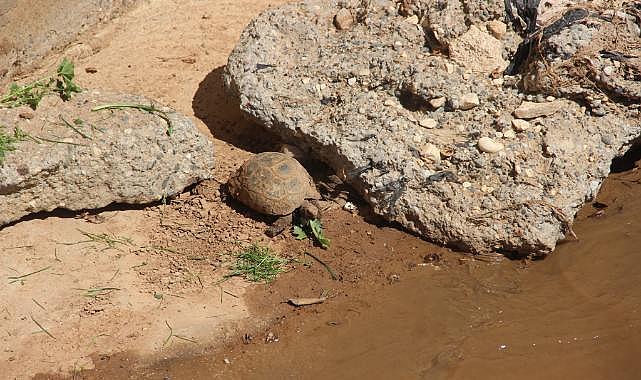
[5,1,641,379]
[1,1,291,378]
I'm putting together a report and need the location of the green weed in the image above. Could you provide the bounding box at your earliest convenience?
[293,219,331,249]
[0,126,28,164]
[0,58,81,109]
[226,244,287,283]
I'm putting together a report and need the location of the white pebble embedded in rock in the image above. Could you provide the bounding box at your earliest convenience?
[503,129,516,139]
[419,143,441,163]
[460,93,480,110]
[419,118,437,129]
[333,8,353,30]
[486,20,507,39]
[511,119,531,131]
[514,100,562,119]
[405,15,419,24]
[478,136,504,153]
[429,97,446,109]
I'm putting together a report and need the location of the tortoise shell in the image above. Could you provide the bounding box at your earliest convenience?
[228,152,318,216]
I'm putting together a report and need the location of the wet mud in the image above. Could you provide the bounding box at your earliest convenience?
[60,156,641,380]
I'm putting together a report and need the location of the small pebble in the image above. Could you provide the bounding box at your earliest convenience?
[478,136,504,153]
[460,93,480,110]
[419,118,437,129]
[343,201,357,212]
[462,181,472,188]
[429,97,446,109]
[503,129,516,139]
[419,143,441,163]
[405,15,419,24]
[514,101,562,119]
[603,66,614,76]
[445,63,455,73]
[347,77,357,86]
[18,111,34,119]
[601,135,614,146]
[333,8,354,30]
[384,99,396,107]
[224,358,231,364]
[486,20,507,39]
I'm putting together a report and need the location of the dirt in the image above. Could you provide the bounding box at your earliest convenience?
[2,1,641,379]
[46,154,641,380]
[1,1,291,378]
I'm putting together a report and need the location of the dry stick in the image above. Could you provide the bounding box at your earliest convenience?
[8,266,52,284]
[91,103,174,135]
[223,290,239,298]
[34,135,88,146]
[59,115,91,139]
[32,298,47,311]
[304,251,338,280]
[5,245,34,250]
[30,314,55,340]
[107,269,120,283]
[163,321,197,347]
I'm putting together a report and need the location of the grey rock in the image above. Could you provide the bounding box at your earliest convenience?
[225,0,640,255]
[0,90,214,226]
[522,3,641,105]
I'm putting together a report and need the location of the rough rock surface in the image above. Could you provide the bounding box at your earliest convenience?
[0,91,215,226]
[225,0,641,255]
[521,2,641,114]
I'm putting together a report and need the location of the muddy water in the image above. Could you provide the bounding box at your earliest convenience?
[74,165,641,380]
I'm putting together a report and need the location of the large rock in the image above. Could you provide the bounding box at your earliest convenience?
[0,91,214,226]
[225,0,641,256]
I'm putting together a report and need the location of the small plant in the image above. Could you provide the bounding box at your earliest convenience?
[293,219,331,249]
[0,58,81,109]
[226,244,287,283]
[0,126,28,164]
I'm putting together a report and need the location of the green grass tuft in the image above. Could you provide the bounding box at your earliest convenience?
[0,126,27,164]
[226,244,287,283]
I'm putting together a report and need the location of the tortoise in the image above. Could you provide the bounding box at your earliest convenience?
[228,152,321,236]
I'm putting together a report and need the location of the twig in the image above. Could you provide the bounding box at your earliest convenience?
[75,287,120,298]
[91,103,174,135]
[33,135,88,146]
[223,290,239,298]
[304,251,338,280]
[59,115,91,139]
[30,314,56,339]
[163,320,197,347]
[8,266,52,284]
[32,298,47,311]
